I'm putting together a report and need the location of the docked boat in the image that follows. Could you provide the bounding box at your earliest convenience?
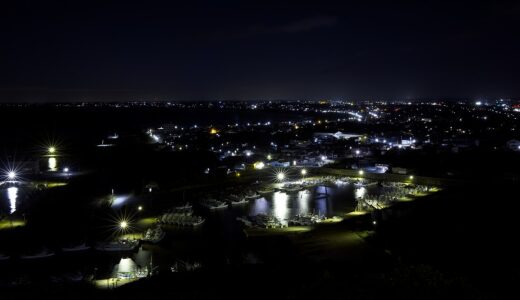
[142,226,166,243]
[228,195,248,205]
[245,214,285,228]
[21,248,55,259]
[288,213,323,226]
[200,199,228,210]
[257,188,274,195]
[95,239,139,252]
[244,190,261,199]
[172,203,193,214]
[159,213,205,227]
[62,243,91,252]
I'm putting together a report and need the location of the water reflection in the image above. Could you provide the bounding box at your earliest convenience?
[272,192,289,223]
[48,157,57,171]
[297,190,310,215]
[250,197,269,215]
[355,187,366,199]
[7,186,18,214]
[316,198,327,216]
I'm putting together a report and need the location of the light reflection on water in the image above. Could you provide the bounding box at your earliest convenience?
[296,190,310,215]
[48,157,58,171]
[7,186,18,214]
[250,197,269,215]
[272,191,289,224]
[248,184,363,222]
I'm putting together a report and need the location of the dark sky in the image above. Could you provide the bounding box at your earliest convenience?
[1,0,519,101]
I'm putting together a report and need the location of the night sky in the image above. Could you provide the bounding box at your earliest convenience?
[1,0,519,101]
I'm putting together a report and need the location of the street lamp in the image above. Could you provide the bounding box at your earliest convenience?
[358,170,364,176]
[48,146,56,154]
[138,206,143,211]
[276,172,285,181]
[8,171,16,180]
[120,221,128,229]
[301,169,307,176]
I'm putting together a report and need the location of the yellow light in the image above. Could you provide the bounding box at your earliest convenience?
[210,128,218,134]
[138,206,143,211]
[301,169,307,176]
[120,221,128,229]
[409,175,414,180]
[358,170,364,175]
[254,161,265,170]
[236,172,241,177]
[48,146,56,154]
[267,154,272,160]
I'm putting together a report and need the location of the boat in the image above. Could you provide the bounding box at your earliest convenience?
[172,203,193,213]
[249,214,285,228]
[142,226,166,243]
[21,248,55,259]
[257,188,274,195]
[288,213,323,226]
[62,243,91,252]
[95,239,139,252]
[200,199,228,210]
[244,190,261,199]
[228,195,248,205]
[159,213,205,227]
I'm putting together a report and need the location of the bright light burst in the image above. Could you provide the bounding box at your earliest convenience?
[1,160,23,182]
[272,168,287,182]
[102,209,136,237]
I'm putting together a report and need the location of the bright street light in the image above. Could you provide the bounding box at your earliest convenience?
[301,169,307,176]
[7,171,16,180]
[276,172,285,181]
[48,146,56,154]
[138,206,143,211]
[358,170,364,176]
[120,221,128,229]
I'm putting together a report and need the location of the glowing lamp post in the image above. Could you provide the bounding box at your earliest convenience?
[120,221,128,230]
[301,169,307,176]
[8,171,16,180]
[48,147,56,155]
